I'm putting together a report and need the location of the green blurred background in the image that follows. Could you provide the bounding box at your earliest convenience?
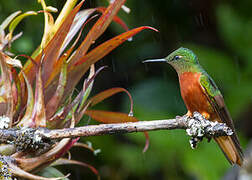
[1,0,252,179]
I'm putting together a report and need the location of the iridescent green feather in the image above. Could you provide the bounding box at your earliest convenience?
[199,73,221,98]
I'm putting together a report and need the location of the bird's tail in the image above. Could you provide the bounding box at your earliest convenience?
[214,136,243,166]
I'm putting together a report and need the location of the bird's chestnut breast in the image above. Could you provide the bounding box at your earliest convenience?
[178,72,213,116]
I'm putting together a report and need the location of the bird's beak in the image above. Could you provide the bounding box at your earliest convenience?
[142,59,167,63]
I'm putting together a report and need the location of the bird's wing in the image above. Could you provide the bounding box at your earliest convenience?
[199,74,243,155]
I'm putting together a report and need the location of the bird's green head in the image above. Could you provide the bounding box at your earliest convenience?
[143,47,201,74]
[165,47,198,64]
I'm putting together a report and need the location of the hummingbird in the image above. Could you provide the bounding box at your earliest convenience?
[143,47,243,166]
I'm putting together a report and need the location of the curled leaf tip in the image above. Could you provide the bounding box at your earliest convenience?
[25,11,38,15]
[142,132,150,153]
[6,56,22,68]
[8,11,38,40]
[18,54,38,67]
[142,26,159,32]
[45,6,58,13]
[0,11,21,32]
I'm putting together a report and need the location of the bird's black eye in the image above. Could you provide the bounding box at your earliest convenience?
[173,55,180,61]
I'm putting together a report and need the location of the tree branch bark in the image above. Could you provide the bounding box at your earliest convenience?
[0,112,233,151]
[42,117,187,139]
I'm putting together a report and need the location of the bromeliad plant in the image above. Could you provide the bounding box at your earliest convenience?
[0,0,156,179]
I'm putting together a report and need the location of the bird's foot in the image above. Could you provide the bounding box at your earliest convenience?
[186,111,233,149]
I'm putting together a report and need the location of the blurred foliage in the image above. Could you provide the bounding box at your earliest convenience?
[37,167,69,179]
[1,0,252,180]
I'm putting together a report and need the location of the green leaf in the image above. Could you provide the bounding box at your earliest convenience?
[37,167,69,180]
[8,11,37,38]
[0,10,21,32]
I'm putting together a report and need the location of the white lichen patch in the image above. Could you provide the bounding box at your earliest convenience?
[186,111,233,149]
[94,149,101,156]
[186,119,219,137]
[34,132,42,143]
[186,112,219,137]
[0,116,10,129]
[0,156,13,180]
[11,128,51,152]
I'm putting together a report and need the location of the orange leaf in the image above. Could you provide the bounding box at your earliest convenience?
[21,0,84,87]
[89,87,133,114]
[75,26,157,66]
[60,8,96,55]
[69,0,127,65]
[85,109,150,152]
[45,10,96,89]
[40,1,84,85]
[64,26,157,99]
[96,7,129,31]
[85,110,138,123]
[143,132,149,153]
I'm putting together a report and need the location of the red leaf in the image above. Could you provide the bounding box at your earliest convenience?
[0,52,13,126]
[10,68,22,120]
[53,158,100,180]
[31,59,46,128]
[45,60,67,119]
[17,72,34,127]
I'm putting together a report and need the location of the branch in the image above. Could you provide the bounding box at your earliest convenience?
[43,117,187,139]
[0,112,233,151]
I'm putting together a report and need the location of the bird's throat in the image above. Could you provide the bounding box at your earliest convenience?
[170,62,202,75]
